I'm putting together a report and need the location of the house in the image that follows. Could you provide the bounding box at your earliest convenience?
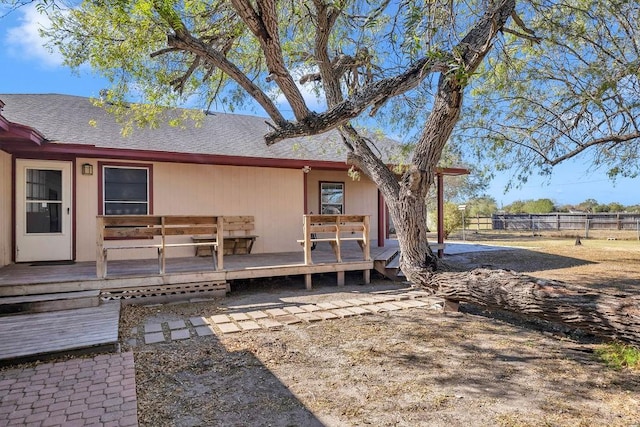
[0,93,401,267]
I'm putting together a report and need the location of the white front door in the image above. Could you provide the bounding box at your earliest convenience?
[15,160,73,262]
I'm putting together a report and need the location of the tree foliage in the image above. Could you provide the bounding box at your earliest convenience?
[457,0,640,187]
[503,198,555,213]
[467,196,498,216]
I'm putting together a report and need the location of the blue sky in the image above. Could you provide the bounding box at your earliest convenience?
[1,4,638,208]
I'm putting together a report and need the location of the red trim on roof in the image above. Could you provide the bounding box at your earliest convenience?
[0,120,45,145]
[0,141,355,170]
[0,115,9,132]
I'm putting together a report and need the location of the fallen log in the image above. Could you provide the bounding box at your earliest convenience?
[428,268,640,347]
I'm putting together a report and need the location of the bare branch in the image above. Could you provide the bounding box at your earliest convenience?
[502,27,542,43]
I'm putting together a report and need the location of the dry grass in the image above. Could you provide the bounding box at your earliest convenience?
[125,235,640,427]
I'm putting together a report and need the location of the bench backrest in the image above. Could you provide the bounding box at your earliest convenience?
[223,216,255,236]
[97,215,221,240]
[305,214,369,235]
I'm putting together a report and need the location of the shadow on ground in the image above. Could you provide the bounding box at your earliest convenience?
[135,335,324,426]
[445,248,596,273]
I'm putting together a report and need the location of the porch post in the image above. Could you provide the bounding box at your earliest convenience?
[377,190,385,247]
[437,172,444,258]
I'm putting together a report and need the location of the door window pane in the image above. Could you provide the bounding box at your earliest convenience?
[26,203,62,233]
[26,169,62,201]
[25,169,63,234]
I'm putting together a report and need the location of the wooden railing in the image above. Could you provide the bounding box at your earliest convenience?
[298,214,370,265]
[96,215,224,278]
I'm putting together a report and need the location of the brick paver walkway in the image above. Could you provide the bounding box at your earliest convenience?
[0,352,137,427]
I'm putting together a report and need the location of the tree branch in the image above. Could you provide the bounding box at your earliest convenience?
[264,56,451,145]
[230,0,311,120]
[166,29,288,127]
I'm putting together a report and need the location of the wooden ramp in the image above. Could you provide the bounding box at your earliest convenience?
[0,301,120,364]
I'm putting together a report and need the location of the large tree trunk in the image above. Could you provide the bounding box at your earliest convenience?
[431,269,640,346]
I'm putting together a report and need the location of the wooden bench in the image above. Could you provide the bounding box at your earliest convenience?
[298,214,370,265]
[96,215,224,278]
[192,216,258,256]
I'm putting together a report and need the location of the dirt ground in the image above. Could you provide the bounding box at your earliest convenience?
[122,236,640,427]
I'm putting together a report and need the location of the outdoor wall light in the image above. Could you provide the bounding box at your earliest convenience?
[302,165,311,174]
[81,163,94,176]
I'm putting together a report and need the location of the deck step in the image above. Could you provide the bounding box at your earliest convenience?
[373,247,402,281]
[0,290,100,317]
[374,247,400,262]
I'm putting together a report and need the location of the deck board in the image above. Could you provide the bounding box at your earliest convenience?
[0,301,120,361]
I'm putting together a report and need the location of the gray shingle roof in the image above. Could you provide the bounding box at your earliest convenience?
[0,93,402,164]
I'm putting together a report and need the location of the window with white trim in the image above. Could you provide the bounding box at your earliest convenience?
[103,166,149,215]
[320,182,344,214]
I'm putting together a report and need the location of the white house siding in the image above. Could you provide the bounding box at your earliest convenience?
[305,169,379,240]
[0,151,11,266]
[75,159,304,261]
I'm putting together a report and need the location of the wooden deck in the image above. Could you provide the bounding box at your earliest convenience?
[0,242,402,362]
[0,241,398,297]
[0,301,120,362]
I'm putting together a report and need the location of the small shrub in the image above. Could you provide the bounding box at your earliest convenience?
[595,342,640,370]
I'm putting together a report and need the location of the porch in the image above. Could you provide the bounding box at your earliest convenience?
[0,240,398,299]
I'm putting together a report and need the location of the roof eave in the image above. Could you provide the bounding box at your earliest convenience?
[0,142,354,170]
[0,121,46,145]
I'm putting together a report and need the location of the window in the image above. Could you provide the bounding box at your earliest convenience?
[320,182,344,214]
[101,164,151,215]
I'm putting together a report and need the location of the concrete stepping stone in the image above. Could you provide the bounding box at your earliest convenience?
[144,323,163,333]
[314,311,339,320]
[331,300,353,308]
[377,302,403,311]
[299,304,321,312]
[347,306,372,315]
[217,323,241,334]
[246,310,268,320]
[237,321,261,331]
[258,318,283,329]
[297,312,323,322]
[344,298,367,306]
[283,306,305,314]
[167,320,187,330]
[277,314,302,325]
[331,308,358,318]
[189,317,209,326]
[316,302,339,310]
[230,313,250,321]
[361,304,386,313]
[170,329,191,340]
[195,326,215,336]
[144,332,165,344]
[210,314,232,324]
[265,308,288,317]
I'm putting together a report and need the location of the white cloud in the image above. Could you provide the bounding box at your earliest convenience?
[270,66,328,114]
[5,5,63,67]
